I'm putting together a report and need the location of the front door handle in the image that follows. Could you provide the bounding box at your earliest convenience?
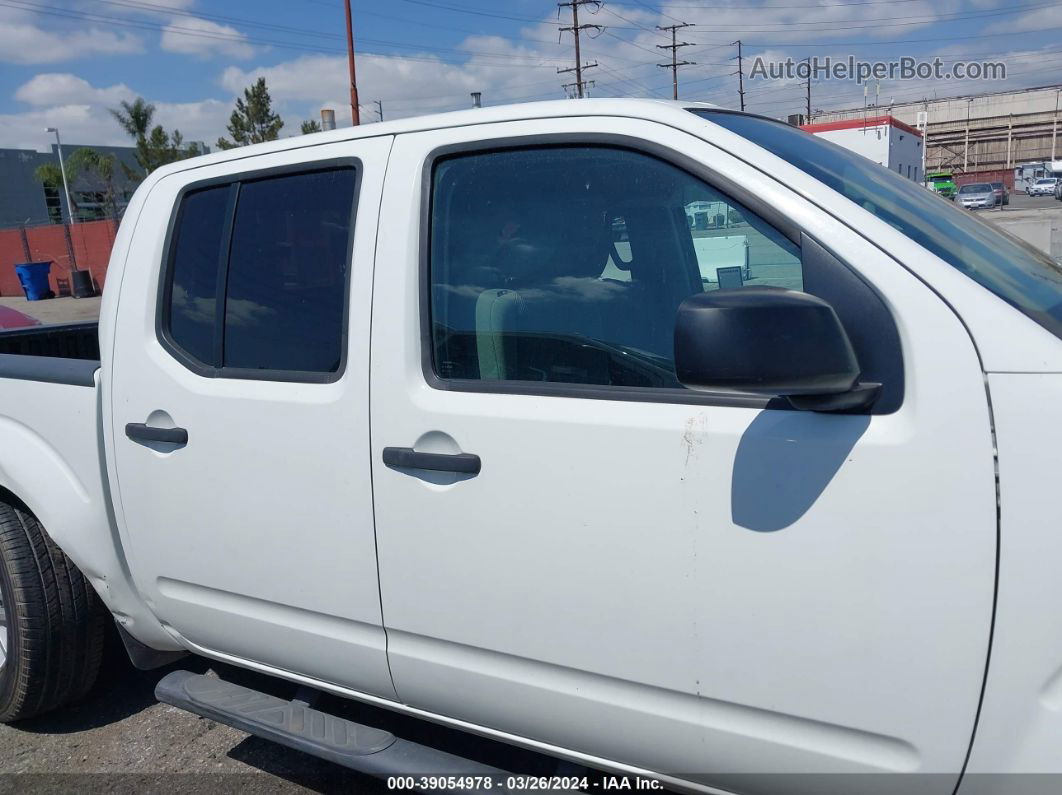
[125,423,188,446]
[382,447,481,474]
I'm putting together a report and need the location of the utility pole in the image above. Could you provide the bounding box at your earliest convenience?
[732,40,745,111]
[343,0,360,125]
[374,100,383,122]
[656,23,694,101]
[804,57,811,122]
[558,0,600,98]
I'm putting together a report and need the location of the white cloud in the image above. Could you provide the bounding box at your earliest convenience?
[152,98,231,146]
[0,104,131,151]
[0,98,231,152]
[0,7,142,64]
[1,72,231,152]
[160,16,254,60]
[15,74,135,108]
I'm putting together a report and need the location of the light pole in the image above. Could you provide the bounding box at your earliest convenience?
[44,127,75,224]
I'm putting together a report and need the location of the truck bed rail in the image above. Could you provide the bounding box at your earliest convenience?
[0,322,100,386]
[0,322,100,360]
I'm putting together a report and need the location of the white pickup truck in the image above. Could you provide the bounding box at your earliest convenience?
[1,99,1060,795]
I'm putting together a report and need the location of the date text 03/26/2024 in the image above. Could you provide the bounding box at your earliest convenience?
[386,776,665,791]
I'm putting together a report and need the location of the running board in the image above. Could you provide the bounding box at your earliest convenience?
[156,670,510,780]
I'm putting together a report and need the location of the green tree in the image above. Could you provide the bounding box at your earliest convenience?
[300,119,322,134]
[34,161,78,221]
[216,77,284,150]
[35,148,131,221]
[110,97,201,175]
[67,148,121,219]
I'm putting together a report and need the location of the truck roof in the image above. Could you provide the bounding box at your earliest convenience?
[149,98,721,181]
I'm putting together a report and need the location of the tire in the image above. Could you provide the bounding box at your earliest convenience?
[0,497,106,722]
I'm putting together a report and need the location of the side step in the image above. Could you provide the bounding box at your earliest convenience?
[156,670,510,780]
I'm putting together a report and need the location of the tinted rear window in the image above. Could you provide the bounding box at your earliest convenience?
[224,169,355,373]
[168,185,229,364]
[163,167,357,378]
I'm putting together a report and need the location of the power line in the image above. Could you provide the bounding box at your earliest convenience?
[665,0,1037,9]
[681,0,1062,32]
[656,23,696,100]
[0,0,573,67]
[87,0,568,48]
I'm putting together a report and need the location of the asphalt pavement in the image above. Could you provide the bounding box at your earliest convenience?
[0,639,387,793]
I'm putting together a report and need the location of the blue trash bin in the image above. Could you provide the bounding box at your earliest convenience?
[14,261,53,301]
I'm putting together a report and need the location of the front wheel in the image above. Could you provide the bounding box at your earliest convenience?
[0,497,106,722]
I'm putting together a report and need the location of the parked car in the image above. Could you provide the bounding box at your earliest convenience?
[990,181,1009,205]
[957,182,997,209]
[1027,176,1058,196]
[0,304,39,329]
[1,99,1061,795]
[1055,179,1062,200]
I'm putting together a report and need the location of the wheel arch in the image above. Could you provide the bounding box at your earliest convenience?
[0,423,180,653]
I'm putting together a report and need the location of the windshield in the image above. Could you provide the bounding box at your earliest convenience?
[691,110,1062,340]
[959,184,992,194]
[991,183,1003,189]
[1036,178,1056,184]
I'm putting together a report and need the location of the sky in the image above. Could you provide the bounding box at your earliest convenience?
[2,0,1062,152]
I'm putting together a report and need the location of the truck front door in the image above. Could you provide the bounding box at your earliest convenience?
[369,118,996,792]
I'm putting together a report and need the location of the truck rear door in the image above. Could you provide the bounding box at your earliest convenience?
[109,136,397,700]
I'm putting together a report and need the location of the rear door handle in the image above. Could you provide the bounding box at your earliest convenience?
[125,423,188,446]
[382,447,481,474]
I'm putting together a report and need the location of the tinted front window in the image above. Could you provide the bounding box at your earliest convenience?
[224,169,355,372]
[167,185,229,364]
[429,146,801,388]
[695,110,1062,339]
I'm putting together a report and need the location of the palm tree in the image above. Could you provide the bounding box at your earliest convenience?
[110,96,203,174]
[110,98,155,143]
[110,98,156,176]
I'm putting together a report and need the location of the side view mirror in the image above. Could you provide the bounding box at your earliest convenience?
[674,287,881,412]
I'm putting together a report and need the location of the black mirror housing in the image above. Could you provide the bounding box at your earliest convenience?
[675,287,877,410]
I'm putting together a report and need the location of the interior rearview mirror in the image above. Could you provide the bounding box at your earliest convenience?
[674,287,881,412]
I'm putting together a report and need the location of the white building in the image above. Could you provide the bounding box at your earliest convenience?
[800,115,924,183]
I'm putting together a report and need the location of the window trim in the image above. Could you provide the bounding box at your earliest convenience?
[156,157,361,384]
[419,134,903,413]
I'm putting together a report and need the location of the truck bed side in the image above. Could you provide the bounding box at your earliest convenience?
[0,357,177,651]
